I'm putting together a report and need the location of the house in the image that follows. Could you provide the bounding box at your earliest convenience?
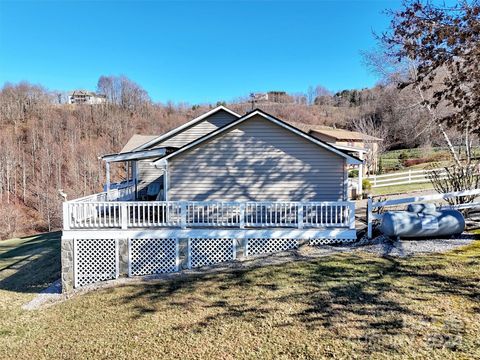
[308,126,383,175]
[61,106,362,292]
[266,91,293,103]
[68,90,107,105]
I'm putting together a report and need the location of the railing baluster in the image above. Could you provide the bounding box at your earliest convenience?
[64,198,354,231]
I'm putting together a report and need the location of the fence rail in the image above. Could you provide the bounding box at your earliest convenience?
[367,168,446,188]
[64,199,355,230]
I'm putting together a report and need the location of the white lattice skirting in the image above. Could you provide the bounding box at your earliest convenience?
[246,238,298,256]
[68,229,357,288]
[129,238,179,276]
[309,238,356,245]
[188,238,236,269]
[74,238,118,287]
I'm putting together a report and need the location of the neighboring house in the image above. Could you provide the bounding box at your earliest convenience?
[266,91,293,103]
[68,90,107,105]
[61,106,362,292]
[308,126,383,176]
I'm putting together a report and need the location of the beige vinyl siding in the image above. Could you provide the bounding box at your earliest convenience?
[168,115,346,202]
[135,109,238,195]
[155,110,238,148]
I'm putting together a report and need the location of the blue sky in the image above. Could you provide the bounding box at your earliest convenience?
[0,0,400,104]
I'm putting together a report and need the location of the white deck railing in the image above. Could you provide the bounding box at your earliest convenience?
[63,198,355,230]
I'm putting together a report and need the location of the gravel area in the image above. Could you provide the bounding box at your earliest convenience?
[22,279,62,310]
[23,233,478,310]
[354,234,477,257]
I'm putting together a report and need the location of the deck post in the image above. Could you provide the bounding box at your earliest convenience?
[239,203,245,229]
[367,197,373,239]
[121,203,128,230]
[180,201,187,229]
[63,202,70,230]
[358,152,364,197]
[297,202,304,229]
[187,238,191,269]
[105,161,111,194]
[349,202,356,230]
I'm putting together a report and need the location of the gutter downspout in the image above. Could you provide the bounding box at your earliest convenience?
[132,160,138,200]
[153,159,169,201]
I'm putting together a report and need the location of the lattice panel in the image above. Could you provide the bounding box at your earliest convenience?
[189,238,235,269]
[310,238,356,246]
[74,238,118,288]
[129,238,178,276]
[247,238,298,256]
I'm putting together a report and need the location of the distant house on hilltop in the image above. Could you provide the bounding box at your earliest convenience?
[267,91,293,103]
[68,90,107,105]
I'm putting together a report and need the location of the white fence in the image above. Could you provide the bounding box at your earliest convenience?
[366,188,480,238]
[367,168,446,188]
[64,199,355,230]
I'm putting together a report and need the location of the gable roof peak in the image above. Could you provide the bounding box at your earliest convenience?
[132,105,241,151]
[154,108,362,165]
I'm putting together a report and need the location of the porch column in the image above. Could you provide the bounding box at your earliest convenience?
[358,152,364,197]
[163,161,169,201]
[105,161,111,193]
[132,161,138,200]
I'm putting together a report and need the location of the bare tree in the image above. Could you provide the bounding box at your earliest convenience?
[97,75,151,113]
[427,164,480,207]
[380,0,480,196]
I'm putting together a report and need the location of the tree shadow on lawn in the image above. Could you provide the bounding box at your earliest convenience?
[116,248,479,354]
[0,231,61,293]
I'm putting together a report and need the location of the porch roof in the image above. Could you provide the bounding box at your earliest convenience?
[100,147,177,163]
[120,134,158,153]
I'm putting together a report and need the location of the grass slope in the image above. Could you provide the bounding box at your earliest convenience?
[1,233,479,359]
[0,232,60,292]
[372,182,434,196]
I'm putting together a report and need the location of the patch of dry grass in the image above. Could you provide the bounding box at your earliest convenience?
[0,234,479,359]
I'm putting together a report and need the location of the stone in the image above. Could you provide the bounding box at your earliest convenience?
[117,238,129,276]
[61,237,74,293]
[235,237,246,259]
[178,238,189,270]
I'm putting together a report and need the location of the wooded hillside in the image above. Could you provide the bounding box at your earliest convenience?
[0,76,458,238]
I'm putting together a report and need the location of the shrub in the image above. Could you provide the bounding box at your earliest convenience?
[398,151,409,166]
[427,162,480,208]
[362,179,372,192]
[403,158,429,167]
[348,169,359,178]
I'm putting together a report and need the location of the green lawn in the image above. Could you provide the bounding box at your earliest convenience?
[1,233,480,359]
[372,182,435,196]
[0,232,60,292]
[378,147,480,173]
